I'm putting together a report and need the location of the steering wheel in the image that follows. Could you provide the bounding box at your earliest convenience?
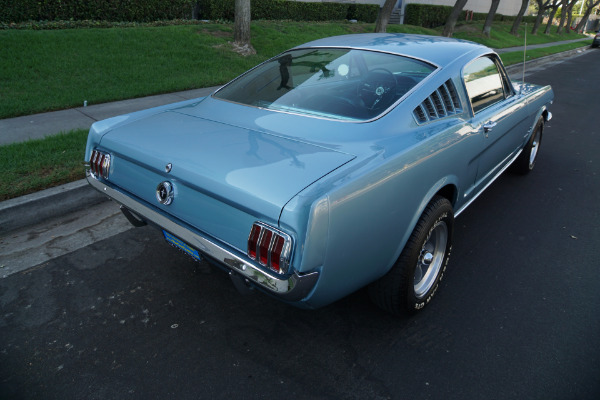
[358,68,397,111]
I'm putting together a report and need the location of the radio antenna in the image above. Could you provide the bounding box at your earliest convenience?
[521,23,527,94]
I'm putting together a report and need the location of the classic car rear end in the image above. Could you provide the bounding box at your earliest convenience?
[86,105,352,301]
[86,33,554,315]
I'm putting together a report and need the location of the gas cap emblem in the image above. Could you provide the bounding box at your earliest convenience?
[156,181,174,205]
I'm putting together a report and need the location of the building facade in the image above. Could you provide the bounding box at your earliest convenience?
[292,0,527,17]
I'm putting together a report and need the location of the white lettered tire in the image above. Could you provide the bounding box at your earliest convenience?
[369,195,454,315]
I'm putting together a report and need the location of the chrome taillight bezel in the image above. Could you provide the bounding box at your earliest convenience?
[247,222,292,275]
[89,149,111,179]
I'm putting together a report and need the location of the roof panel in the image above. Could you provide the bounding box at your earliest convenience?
[295,33,490,67]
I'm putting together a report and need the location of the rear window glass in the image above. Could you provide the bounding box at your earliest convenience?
[213,48,436,121]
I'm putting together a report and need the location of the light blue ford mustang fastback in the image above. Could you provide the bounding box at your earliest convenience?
[86,34,553,315]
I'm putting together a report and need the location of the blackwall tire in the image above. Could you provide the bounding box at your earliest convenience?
[369,195,454,316]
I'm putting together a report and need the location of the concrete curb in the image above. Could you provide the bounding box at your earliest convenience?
[0,178,107,236]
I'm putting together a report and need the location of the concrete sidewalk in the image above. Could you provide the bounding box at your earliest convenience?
[495,36,591,53]
[0,86,220,146]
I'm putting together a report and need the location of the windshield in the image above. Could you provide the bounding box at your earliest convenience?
[213,48,436,121]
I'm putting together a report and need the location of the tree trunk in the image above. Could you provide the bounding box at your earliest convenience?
[565,3,575,33]
[556,0,568,33]
[374,0,397,33]
[544,0,560,34]
[482,0,501,37]
[442,0,468,37]
[557,0,577,34]
[531,0,550,35]
[510,0,530,36]
[234,0,255,55]
[234,0,251,45]
[575,0,600,33]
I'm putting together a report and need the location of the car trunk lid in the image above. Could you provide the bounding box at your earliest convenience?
[97,111,354,250]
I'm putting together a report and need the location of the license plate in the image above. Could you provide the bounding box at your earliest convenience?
[163,230,202,261]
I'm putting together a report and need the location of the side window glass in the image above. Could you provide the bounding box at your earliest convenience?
[463,57,505,113]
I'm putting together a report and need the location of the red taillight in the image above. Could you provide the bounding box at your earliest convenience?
[247,224,261,260]
[270,235,285,272]
[258,229,273,266]
[247,222,291,274]
[89,149,110,179]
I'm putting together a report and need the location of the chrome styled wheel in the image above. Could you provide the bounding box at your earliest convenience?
[513,117,543,175]
[369,195,454,315]
[528,128,540,170]
[414,221,448,299]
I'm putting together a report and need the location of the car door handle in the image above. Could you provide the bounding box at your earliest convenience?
[483,121,497,133]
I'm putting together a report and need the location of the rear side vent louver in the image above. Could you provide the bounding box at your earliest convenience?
[413,79,462,124]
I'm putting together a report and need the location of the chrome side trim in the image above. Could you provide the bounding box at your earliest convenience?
[86,172,319,302]
[455,149,522,217]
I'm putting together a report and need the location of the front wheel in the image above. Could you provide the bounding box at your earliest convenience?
[369,196,454,316]
[512,117,543,175]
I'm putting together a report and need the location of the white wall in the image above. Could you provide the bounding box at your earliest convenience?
[403,0,525,16]
[290,0,527,16]
[290,0,386,4]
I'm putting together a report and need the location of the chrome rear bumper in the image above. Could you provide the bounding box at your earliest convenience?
[86,172,319,302]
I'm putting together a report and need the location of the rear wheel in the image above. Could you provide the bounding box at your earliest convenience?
[512,117,543,175]
[369,196,454,316]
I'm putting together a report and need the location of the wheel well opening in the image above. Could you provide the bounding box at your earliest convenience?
[542,109,550,122]
[436,185,457,208]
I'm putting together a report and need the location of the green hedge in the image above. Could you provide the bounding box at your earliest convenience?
[0,0,378,23]
[404,3,537,29]
[403,4,452,28]
[0,0,196,23]
[199,0,378,22]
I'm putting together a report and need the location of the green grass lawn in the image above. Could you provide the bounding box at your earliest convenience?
[0,129,88,201]
[0,21,438,120]
[0,20,591,200]
[449,20,587,48]
[500,41,589,66]
[0,24,260,119]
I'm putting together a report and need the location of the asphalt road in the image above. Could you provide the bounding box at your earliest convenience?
[1,49,599,400]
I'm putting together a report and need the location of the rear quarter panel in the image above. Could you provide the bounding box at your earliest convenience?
[282,111,480,307]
